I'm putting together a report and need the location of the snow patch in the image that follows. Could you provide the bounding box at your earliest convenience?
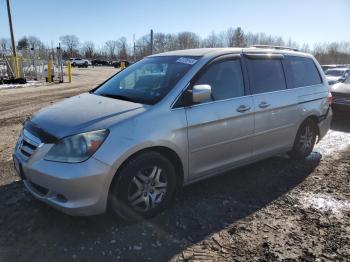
[314,130,350,156]
[0,81,44,90]
[296,192,350,216]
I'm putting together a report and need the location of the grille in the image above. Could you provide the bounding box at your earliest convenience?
[18,129,42,160]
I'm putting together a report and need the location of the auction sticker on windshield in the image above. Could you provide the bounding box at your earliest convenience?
[176,57,198,65]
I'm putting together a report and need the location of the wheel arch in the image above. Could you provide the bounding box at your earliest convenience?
[296,114,320,143]
[305,115,320,139]
[108,146,185,195]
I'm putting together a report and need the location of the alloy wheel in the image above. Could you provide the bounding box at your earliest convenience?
[299,125,314,152]
[127,166,168,212]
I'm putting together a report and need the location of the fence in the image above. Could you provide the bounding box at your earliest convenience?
[0,56,65,82]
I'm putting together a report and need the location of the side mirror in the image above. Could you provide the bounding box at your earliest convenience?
[192,84,211,103]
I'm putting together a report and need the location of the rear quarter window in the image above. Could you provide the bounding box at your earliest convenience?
[286,56,322,88]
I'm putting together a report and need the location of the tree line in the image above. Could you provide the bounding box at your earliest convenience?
[0,27,349,64]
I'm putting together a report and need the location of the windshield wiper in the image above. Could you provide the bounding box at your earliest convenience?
[98,93,137,103]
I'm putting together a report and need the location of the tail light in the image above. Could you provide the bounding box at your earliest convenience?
[327,92,333,106]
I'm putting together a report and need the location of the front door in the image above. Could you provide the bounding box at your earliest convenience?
[185,56,254,180]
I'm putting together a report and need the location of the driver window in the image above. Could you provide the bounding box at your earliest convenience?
[194,59,245,102]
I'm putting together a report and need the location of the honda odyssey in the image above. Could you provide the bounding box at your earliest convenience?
[13,47,332,220]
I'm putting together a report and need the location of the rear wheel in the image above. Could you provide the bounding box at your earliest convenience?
[109,151,176,221]
[289,118,318,159]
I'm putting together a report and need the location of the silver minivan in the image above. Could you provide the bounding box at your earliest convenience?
[13,47,332,220]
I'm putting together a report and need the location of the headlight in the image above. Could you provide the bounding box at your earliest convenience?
[44,129,109,163]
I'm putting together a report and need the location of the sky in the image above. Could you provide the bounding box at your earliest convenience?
[0,0,349,48]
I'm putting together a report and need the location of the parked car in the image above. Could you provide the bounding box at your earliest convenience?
[325,67,350,85]
[91,59,110,66]
[13,47,332,220]
[69,58,90,68]
[330,76,350,112]
[321,64,347,72]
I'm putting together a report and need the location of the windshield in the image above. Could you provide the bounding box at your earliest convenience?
[94,56,200,105]
[325,69,346,77]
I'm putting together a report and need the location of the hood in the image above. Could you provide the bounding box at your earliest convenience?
[330,82,350,94]
[31,93,146,138]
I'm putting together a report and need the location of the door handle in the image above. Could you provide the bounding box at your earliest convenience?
[236,105,251,113]
[259,102,270,108]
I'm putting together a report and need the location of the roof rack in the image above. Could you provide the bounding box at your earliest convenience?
[251,45,299,52]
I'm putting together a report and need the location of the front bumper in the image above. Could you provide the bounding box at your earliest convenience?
[13,149,114,216]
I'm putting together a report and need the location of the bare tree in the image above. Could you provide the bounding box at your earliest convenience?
[153,33,167,53]
[27,36,44,50]
[59,35,80,57]
[228,27,246,47]
[117,37,128,60]
[49,28,350,64]
[135,35,151,59]
[0,38,12,54]
[82,41,95,59]
[104,40,118,60]
[300,43,310,53]
[165,34,178,51]
[202,31,224,48]
[177,32,200,50]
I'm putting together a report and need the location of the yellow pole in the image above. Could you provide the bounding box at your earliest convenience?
[47,59,52,83]
[15,56,20,78]
[68,61,72,83]
[120,61,125,70]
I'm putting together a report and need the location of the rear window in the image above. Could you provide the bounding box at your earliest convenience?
[286,56,322,88]
[246,59,286,94]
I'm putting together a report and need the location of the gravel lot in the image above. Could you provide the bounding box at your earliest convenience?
[0,67,349,261]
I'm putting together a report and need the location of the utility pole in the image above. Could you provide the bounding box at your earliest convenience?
[150,29,154,55]
[6,0,19,78]
[133,33,136,62]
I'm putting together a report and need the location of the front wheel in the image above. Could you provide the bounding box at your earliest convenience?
[109,151,177,221]
[289,119,318,159]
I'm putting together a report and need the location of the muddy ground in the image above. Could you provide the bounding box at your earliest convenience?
[0,67,349,261]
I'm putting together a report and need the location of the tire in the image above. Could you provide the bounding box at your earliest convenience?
[72,63,76,67]
[109,151,177,222]
[289,118,318,159]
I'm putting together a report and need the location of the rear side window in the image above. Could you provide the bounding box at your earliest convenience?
[286,56,322,88]
[246,59,286,94]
